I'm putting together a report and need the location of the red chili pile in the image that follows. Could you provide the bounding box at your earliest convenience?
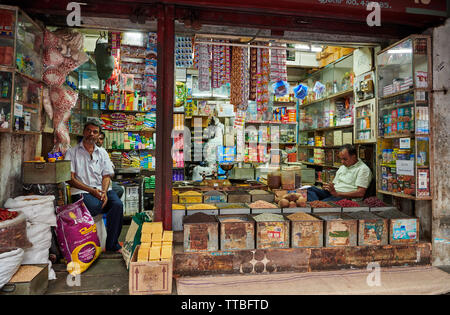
[309,200,333,208]
[363,197,386,207]
[0,208,18,222]
[334,199,361,207]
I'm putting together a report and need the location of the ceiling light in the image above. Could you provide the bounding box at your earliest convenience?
[311,46,323,52]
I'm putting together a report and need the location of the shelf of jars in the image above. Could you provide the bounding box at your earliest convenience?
[376,35,432,200]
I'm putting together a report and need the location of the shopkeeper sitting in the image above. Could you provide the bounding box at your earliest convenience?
[307,144,372,202]
[65,120,123,253]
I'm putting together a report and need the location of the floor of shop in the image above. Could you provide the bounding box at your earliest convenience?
[45,225,450,295]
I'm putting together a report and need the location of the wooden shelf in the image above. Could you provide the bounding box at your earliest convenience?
[377,190,432,201]
[246,120,297,125]
[15,100,39,109]
[0,98,11,103]
[107,148,155,151]
[16,71,42,83]
[379,88,414,100]
[0,65,14,72]
[300,161,340,169]
[379,101,414,111]
[104,128,156,133]
[299,124,353,133]
[298,145,340,149]
[101,109,155,114]
[273,101,296,107]
[299,89,353,108]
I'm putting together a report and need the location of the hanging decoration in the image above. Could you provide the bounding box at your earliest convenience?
[42,28,88,155]
[269,44,287,82]
[294,84,309,100]
[230,46,249,111]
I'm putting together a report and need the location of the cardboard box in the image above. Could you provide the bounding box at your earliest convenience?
[129,245,173,295]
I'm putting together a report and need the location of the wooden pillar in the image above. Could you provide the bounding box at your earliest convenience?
[155,4,174,230]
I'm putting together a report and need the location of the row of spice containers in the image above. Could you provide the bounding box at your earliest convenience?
[173,189,277,204]
[181,207,419,253]
[172,198,396,231]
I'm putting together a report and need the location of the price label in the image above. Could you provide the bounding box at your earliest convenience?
[399,138,411,149]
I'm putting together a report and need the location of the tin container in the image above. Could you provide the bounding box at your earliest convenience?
[216,203,250,215]
[249,190,275,203]
[183,213,219,252]
[372,209,419,245]
[282,207,312,214]
[178,191,203,204]
[286,212,323,248]
[0,264,48,295]
[203,190,227,203]
[226,191,251,204]
[315,212,358,247]
[218,215,255,250]
[23,161,71,184]
[332,201,369,213]
[347,211,388,246]
[172,204,186,232]
[253,213,290,249]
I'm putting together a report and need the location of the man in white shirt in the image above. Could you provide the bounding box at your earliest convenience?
[65,121,123,252]
[307,144,372,202]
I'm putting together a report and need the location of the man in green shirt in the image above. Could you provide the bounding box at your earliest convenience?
[307,144,372,201]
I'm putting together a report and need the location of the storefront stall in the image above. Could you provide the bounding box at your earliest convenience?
[0,0,448,295]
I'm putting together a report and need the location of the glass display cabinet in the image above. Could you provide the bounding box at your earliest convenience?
[0,5,43,133]
[376,35,432,200]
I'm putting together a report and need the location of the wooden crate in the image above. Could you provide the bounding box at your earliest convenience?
[373,209,419,245]
[218,214,255,250]
[183,215,219,252]
[286,212,323,248]
[128,245,173,295]
[347,211,388,246]
[253,215,290,249]
[23,161,71,184]
[315,212,358,247]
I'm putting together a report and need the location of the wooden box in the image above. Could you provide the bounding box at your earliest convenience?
[183,214,219,252]
[347,211,388,246]
[286,212,324,248]
[315,212,358,247]
[372,209,419,245]
[253,214,290,249]
[226,191,251,203]
[128,245,173,295]
[22,161,71,184]
[218,215,255,250]
[0,264,48,295]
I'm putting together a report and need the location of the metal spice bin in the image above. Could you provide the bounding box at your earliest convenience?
[372,208,419,245]
[183,214,219,252]
[336,201,370,213]
[346,211,388,246]
[315,212,358,247]
[216,203,250,215]
[286,212,324,248]
[172,204,186,232]
[218,215,255,250]
[203,190,227,203]
[249,190,275,203]
[282,206,312,214]
[226,191,251,203]
[178,191,203,203]
[253,214,290,249]
[22,161,71,184]
[0,264,48,295]
[249,203,280,214]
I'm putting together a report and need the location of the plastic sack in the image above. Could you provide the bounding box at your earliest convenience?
[56,198,101,275]
[4,195,56,227]
[272,80,289,97]
[0,248,24,289]
[293,84,308,100]
[95,41,115,80]
[0,211,32,250]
